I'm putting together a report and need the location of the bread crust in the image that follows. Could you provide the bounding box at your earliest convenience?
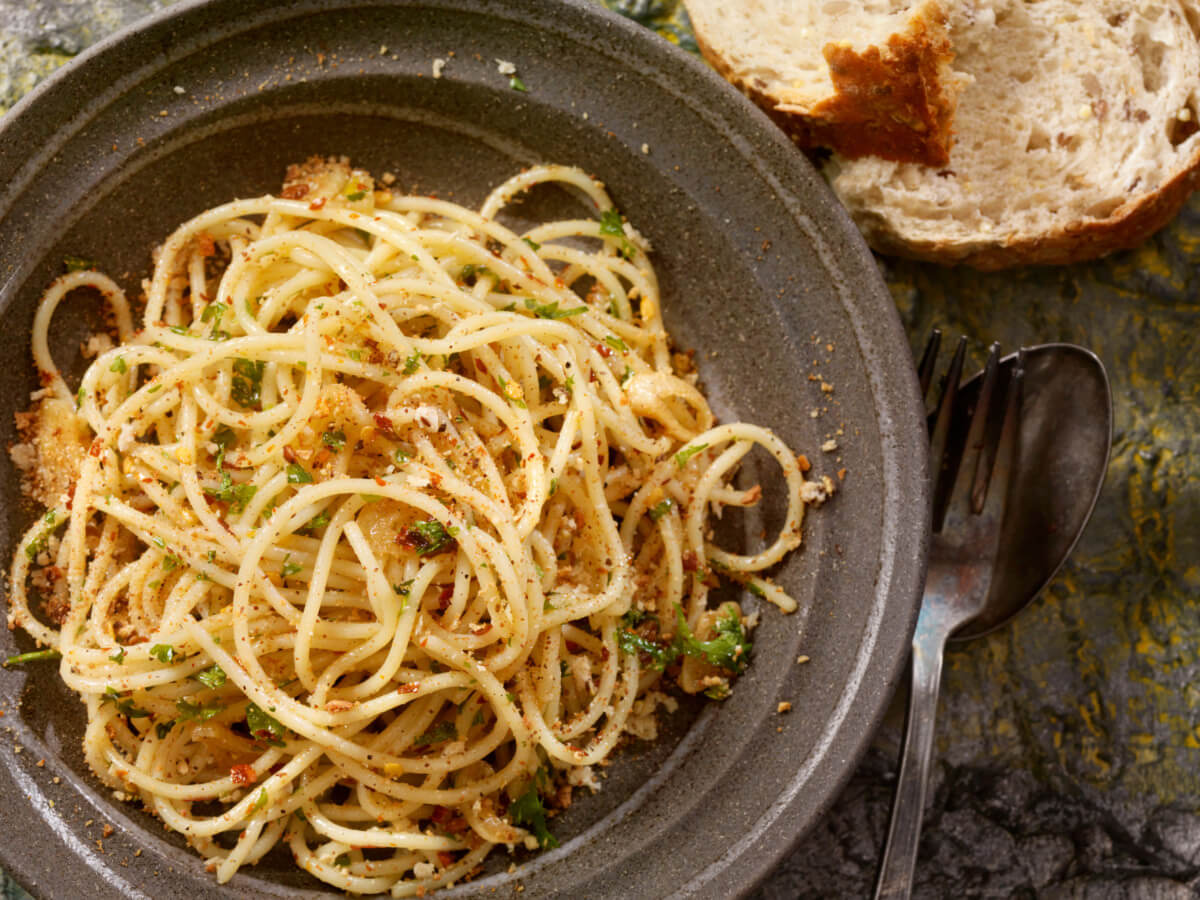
[692,5,958,167]
[852,145,1200,269]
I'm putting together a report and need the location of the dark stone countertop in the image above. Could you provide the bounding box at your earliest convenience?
[3,1,1199,898]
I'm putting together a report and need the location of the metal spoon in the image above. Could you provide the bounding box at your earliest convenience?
[874,342,1112,899]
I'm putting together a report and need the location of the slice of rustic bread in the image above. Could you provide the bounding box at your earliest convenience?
[690,0,1200,268]
[685,0,966,166]
[828,0,1200,268]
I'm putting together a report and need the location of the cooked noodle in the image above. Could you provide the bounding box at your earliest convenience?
[6,159,818,894]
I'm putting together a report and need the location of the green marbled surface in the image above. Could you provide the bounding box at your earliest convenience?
[3,1,1199,897]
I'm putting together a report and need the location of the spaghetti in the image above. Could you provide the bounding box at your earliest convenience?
[6,159,819,894]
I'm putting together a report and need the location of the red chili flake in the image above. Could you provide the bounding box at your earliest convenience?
[282,445,298,464]
[565,641,582,654]
[280,183,309,200]
[229,764,256,786]
[195,233,216,257]
[308,197,326,211]
[430,806,453,826]
[475,359,488,374]
[374,477,387,487]
[373,413,396,436]
[682,550,699,572]
[88,438,104,458]
[597,343,612,358]
[397,683,421,694]
[438,585,454,609]
[437,851,458,867]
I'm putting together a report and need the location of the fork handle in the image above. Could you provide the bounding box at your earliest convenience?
[873,613,951,900]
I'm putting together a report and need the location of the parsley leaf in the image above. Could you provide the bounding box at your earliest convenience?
[150,644,178,664]
[109,356,127,374]
[412,720,457,748]
[509,781,559,849]
[648,499,674,521]
[176,697,224,722]
[212,424,237,450]
[281,555,302,578]
[604,335,628,353]
[231,358,264,409]
[192,664,227,689]
[286,462,313,484]
[205,469,257,513]
[676,606,751,674]
[246,702,286,746]
[321,429,346,450]
[402,350,422,375]
[598,208,636,259]
[103,686,151,718]
[524,298,587,320]
[674,443,708,468]
[403,519,458,556]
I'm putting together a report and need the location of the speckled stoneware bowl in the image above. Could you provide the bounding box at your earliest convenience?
[0,1,927,897]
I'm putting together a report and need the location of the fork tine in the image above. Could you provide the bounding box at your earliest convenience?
[917,328,943,398]
[965,343,1003,512]
[929,335,968,532]
[976,349,1024,519]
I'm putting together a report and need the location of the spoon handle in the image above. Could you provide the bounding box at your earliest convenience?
[873,612,951,900]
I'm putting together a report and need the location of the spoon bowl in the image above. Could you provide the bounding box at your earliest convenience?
[952,344,1112,640]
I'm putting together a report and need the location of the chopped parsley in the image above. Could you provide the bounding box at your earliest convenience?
[201,302,230,340]
[522,236,541,251]
[192,664,227,689]
[212,425,237,450]
[205,469,257,513]
[149,644,178,664]
[246,702,286,746]
[176,697,224,721]
[617,605,750,675]
[403,350,422,375]
[404,519,458,556]
[281,555,303,578]
[109,356,127,374]
[509,75,528,92]
[3,648,61,666]
[509,781,558,849]
[412,720,457,748]
[286,462,313,484]
[674,443,709,468]
[231,358,264,408]
[524,297,587,320]
[109,646,126,664]
[604,334,628,353]
[598,208,636,259]
[304,511,331,532]
[648,498,674,521]
[253,787,270,811]
[322,429,346,450]
[155,720,175,739]
[103,687,151,718]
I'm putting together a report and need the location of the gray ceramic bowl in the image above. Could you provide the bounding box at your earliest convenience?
[0,2,928,897]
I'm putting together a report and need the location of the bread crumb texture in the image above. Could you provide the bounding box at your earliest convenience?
[829,0,1200,267]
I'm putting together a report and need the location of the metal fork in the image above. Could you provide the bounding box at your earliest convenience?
[874,332,1025,899]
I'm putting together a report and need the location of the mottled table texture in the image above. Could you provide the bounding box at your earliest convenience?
[4,1,1199,898]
